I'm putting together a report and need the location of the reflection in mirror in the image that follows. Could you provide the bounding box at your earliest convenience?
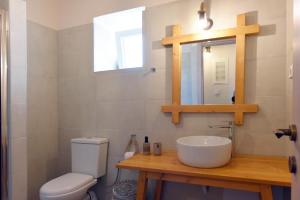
[181,39,236,105]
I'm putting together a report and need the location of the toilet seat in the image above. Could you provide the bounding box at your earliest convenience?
[40,173,97,200]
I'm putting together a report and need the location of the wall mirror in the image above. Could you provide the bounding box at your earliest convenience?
[181,39,236,105]
[161,14,260,125]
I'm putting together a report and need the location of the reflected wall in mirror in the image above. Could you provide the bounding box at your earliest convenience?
[181,39,236,105]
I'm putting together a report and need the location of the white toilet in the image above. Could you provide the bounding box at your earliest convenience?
[40,137,109,200]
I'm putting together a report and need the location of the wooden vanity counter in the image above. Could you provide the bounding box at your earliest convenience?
[116,151,291,200]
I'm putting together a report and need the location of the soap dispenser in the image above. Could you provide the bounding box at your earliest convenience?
[143,136,151,155]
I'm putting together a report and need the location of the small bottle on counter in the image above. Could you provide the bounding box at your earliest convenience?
[124,134,139,159]
[153,142,162,156]
[143,136,151,155]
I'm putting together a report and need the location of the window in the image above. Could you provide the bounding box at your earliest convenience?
[93,7,145,72]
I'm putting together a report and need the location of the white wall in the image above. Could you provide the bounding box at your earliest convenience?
[26,0,59,29]
[26,0,179,30]
[8,0,28,199]
[58,0,179,29]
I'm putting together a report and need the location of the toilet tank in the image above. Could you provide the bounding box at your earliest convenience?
[71,137,109,178]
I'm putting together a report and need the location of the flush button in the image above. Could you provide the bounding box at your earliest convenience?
[289,156,297,174]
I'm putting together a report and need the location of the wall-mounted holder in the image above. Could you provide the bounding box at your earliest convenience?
[143,67,156,75]
[160,13,260,125]
[274,124,297,142]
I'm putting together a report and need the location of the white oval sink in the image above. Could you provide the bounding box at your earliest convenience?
[176,136,232,168]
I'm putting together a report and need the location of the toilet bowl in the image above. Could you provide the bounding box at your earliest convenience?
[40,173,97,200]
[40,137,109,200]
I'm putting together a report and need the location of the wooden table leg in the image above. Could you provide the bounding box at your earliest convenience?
[260,185,273,200]
[154,179,164,200]
[137,171,148,200]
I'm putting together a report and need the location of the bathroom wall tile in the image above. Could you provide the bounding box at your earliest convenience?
[78,74,97,103]
[95,101,145,130]
[28,103,57,137]
[28,131,57,160]
[27,21,59,199]
[28,77,58,106]
[256,57,286,97]
[59,24,93,54]
[144,100,178,132]
[27,157,47,200]
[246,18,287,60]
[245,56,287,102]
[58,24,93,79]
[58,51,80,79]
[210,0,286,27]
[144,68,171,100]
[235,130,289,156]
[27,21,58,79]
[79,103,97,134]
[28,135,59,200]
[58,128,81,173]
[57,128,83,174]
[240,96,287,133]
[59,102,81,129]
[95,71,145,102]
[58,77,80,104]
[245,59,258,103]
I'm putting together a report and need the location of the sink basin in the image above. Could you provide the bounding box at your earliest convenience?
[176,136,232,168]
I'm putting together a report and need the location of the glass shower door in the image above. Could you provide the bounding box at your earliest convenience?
[0,8,8,200]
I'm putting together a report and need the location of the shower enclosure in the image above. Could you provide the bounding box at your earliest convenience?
[0,8,8,200]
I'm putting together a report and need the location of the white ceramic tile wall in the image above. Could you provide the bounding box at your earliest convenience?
[8,0,28,199]
[56,0,291,199]
[27,21,59,200]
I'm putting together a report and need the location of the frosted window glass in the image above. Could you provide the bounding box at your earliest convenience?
[93,7,145,72]
[119,33,143,69]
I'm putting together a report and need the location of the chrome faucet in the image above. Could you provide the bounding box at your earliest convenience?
[209,121,235,140]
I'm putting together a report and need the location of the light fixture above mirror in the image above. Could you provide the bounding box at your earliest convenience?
[198,2,213,30]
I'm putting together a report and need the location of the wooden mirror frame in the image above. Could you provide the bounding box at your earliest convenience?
[161,14,260,125]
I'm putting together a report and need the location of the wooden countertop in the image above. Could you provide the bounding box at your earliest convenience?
[117,151,291,187]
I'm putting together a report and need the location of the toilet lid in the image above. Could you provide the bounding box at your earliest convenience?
[40,173,94,196]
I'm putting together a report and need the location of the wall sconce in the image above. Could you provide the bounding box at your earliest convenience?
[198,2,213,30]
